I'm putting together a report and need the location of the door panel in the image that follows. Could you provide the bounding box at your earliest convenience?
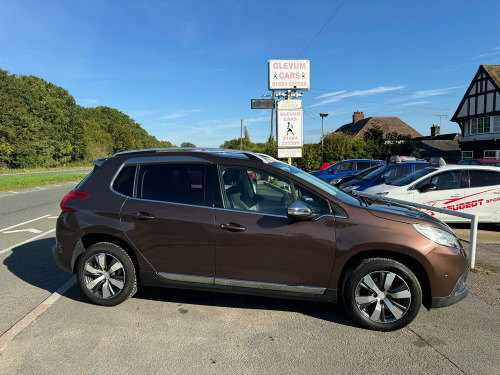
[215,210,336,288]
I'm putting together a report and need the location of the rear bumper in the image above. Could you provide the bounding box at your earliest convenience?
[431,271,468,308]
[52,244,72,274]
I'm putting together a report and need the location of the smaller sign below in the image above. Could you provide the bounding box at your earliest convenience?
[277,100,302,110]
[278,148,302,158]
[251,99,275,109]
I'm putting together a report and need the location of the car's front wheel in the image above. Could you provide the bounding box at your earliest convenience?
[342,258,422,331]
[76,242,137,306]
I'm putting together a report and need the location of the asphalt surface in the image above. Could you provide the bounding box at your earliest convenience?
[0,184,499,374]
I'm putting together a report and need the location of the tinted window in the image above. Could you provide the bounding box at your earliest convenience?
[392,167,437,187]
[220,166,293,215]
[356,161,372,170]
[137,164,206,206]
[332,162,353,171]
[113,166,136,196]
[469,170,500,187]
[294,185,330,215]
[382,166,411,182]
[416,171,463,191]
[414,164,427,171]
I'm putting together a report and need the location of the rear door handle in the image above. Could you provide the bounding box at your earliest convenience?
[450,194,461,198]
[131,212,155,220]
[220,223,246,232]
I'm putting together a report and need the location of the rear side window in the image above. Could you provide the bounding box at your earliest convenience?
[382,166,411,182]
[356,161,371,170]
[137,164,207,206]
[113,166,136,196]
[414,164,427,171]
[469,170,500,188]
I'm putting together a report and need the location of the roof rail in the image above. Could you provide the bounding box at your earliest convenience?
[112,147,277,164]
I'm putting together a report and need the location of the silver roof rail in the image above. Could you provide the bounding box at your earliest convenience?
[112,147,277,164]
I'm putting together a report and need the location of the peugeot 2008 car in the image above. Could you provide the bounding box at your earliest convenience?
[53,148,468,331]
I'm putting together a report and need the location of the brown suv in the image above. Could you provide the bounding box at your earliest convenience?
[53,148,468,331]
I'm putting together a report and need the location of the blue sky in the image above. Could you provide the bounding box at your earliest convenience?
[1,0,500,147]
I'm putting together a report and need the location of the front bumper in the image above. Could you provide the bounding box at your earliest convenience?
[52,244,72,274]
[431,271,468,308]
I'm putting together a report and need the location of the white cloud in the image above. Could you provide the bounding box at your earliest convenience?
[412,86,464,99]
[161,109,201,120]
[310,86,406,108]
[401,101,430,107]
[315,90,347,99]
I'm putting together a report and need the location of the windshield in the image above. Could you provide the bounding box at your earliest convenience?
[270,162,360,205]
[390,167,438,186]
[363,164,391,180]
[483,161,500,166]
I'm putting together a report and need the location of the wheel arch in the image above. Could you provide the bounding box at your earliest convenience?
[337,250,432,310]
[76,233,141,284]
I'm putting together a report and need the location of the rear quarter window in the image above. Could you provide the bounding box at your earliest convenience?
[113,165,136,196]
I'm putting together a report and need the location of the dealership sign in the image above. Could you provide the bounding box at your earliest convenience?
[277,100,303,156]
[268,60,310,91]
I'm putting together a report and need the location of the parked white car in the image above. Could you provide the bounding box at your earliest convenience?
[362,161,500,223]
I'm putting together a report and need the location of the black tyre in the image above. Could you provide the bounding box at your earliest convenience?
[76,242,137,306]
[342,258,422,331]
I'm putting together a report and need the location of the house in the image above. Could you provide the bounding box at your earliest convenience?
[451,65,500,159]
[335,111,423,139]
[414,125,462,163]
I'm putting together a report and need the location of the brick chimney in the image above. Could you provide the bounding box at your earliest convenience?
[353,111,364,123]
[431,125,440,137]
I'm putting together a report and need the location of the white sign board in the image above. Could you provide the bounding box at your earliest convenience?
[268,60,310,91]
[277,99,302,110]
[277,108,303,149]
[278,148,302,158]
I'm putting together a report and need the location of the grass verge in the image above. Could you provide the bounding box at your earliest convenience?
[0,163,92,175]
[0,174,88,193]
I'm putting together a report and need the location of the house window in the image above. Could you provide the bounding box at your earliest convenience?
[484,150,498,159]
[462,151,473,159]
[494,116,500,133]
[469,117,491,134]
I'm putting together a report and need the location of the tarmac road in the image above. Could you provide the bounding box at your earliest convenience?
[0,183,499,374]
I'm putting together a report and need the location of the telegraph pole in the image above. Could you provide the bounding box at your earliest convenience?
[320,113,329,164]
[240,119,243,150]
[270,90,275,140]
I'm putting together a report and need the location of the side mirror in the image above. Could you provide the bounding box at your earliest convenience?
[287,201,313,220]
[376,177,387,184]
[328,169,336,174]
[418,183,436,193]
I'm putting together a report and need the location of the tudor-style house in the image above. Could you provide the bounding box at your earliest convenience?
[451,65,500,159]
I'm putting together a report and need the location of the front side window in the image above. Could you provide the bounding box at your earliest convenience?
[294,185,330,215]
[416,171,463,191]
[220,166,292,215]
[136,163,206,206]
[356,161,372,171]
[469,170,500,188]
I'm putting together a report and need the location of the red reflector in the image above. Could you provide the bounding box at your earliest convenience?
[60,191,89,212]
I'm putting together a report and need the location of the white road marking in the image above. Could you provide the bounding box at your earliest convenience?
[0,275,76,351]
[0,215,50,233]
[47,216,59,219]
[8,191,20,194]
[0,228,55,256]
[3,229,43,234]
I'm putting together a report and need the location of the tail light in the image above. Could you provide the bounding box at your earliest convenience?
[60,191,89,212]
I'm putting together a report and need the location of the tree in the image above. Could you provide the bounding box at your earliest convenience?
[323,132,355,162]
[180,142,196,147]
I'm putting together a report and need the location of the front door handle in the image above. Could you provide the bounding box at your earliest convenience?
[450,194,461,198]
[220,223,246,232]
[131,212,155,220]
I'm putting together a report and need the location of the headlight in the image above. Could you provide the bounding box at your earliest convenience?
[413,224,460,248]
[343,185,360,192]
[376,192,389,196]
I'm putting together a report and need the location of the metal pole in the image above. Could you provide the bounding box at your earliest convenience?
[240,119,243,150]
[469,215,478,268]
[321,116,324,164]
[270,91,275,140]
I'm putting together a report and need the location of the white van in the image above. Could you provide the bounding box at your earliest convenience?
[362,161,500,223]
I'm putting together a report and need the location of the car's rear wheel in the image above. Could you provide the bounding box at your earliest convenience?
[76,242,137,306]
[342,258,422,331]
